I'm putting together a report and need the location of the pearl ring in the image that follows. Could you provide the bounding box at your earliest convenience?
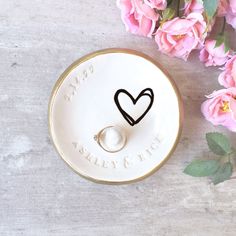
[94,126,127,153]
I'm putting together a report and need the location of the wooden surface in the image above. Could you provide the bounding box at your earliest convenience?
[1,1,236,235]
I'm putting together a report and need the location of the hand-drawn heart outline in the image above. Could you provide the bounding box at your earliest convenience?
[114,88,154,126]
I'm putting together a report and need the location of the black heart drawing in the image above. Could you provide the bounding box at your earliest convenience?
[114,88,154,126]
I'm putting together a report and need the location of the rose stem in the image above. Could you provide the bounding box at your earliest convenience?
[220,17,226,35]
[176,0,181,17]
[167,0,173,7]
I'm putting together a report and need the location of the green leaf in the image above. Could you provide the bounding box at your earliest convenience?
[203,0,218,19]
[214,35,230,53]
[224,37,230,53]
[206,132,231,156]
[211,162,233,185]
[231,147,236,154]
[184,160,220,177]
[215,35,224,48]
[162,8,175,22]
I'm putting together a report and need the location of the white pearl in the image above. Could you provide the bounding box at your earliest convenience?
[96,126,126,152]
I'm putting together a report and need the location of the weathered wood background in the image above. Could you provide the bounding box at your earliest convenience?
[1,1,236,235]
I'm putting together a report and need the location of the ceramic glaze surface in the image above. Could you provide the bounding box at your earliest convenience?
[49,50,182,183]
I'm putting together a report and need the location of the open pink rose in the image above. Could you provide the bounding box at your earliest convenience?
[155,13,206,60]
[117,0,160,37]
[218,55,236,88]
[202,88,236,131]
[226,0,236,29]
[199,39,230,67]
[144,0,167,10]
[184,0,204,16]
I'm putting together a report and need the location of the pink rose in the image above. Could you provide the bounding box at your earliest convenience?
[117,0,160,37]
[217,0,229,17]
[218,55,236,88]
[226,0,236,29]
[155,13,207,60]
[199,39,230,67]
[144,0,167,10]
[201,88,236,132]
[184,0,204,16]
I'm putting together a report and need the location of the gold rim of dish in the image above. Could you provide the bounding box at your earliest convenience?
[48,48,184,185]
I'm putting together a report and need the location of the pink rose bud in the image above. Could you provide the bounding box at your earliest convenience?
[218,55,236,88]
[199,39,230,67]
[226,0,236,29]
[184,0,204,16]
[155,13,207,60]
[117,0,160,37]
[201,88,236,132]
[144,0,167,10]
